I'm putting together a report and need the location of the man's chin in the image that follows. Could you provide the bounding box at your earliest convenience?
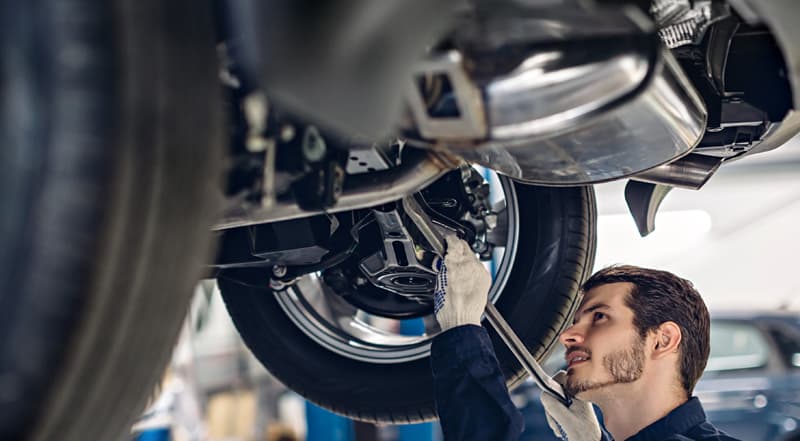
[565,375,612,399]
[568,385,601,402]
[564,376,584,398]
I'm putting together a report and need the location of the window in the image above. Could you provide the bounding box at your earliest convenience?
[706,321,770,372]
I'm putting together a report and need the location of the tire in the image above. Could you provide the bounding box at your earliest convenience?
[218,183,596,423]
[0,1,222,440]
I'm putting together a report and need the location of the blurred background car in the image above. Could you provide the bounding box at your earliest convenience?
[513,311,800,441]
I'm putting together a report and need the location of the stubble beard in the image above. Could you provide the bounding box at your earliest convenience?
[565,334,646,397]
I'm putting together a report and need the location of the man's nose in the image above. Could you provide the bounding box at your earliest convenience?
[559,323,584,346]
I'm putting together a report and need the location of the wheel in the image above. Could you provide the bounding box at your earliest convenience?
[218,178,596,423]
[0,1,222,440]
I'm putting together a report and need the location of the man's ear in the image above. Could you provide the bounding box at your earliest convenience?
[652,321,681,359]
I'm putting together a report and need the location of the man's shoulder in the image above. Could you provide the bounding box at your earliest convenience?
[675,420,742,441]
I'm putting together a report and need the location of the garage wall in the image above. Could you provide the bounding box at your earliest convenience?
[593,139,800,310]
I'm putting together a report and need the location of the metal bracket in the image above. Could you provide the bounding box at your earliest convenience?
[358,209,437,298]
[406,51,488,140]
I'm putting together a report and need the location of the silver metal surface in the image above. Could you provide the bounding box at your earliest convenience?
[651,0,720,49]
[486,51,649,139]
[346,147,392,174]
[272,172,520,364]
[485,201,508,247]
[445,4,656,52]
[242,92,276,209]
[405,38,707,185]
[632,154,723,190]
[272,264,287,278]
[406,51,488,140]
[456,48,707,185]
[213,150,453,230]
[401,195,447,256]
[301,126,327,162]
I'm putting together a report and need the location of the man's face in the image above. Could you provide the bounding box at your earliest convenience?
[558,282,647,399]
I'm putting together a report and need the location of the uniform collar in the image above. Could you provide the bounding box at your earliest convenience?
[625,397,706,441]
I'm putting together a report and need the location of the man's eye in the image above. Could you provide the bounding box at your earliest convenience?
[593,312,606,321]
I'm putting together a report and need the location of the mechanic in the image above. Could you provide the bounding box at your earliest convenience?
[430,235,741,441]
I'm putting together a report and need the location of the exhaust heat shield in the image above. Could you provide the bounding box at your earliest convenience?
[405,10,707,185]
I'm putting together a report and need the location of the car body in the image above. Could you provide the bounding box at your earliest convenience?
[8,0,800,437]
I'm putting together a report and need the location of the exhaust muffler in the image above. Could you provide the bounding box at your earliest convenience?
[404,6,707,185]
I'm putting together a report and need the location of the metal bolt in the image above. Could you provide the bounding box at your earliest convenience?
[471,239,487,254]
[302,126,327,162]
[272,264,287,278]
[332,166,344,197]
[243,92,269,153]
[246,136,268,153]
[280,125,296,142]
[270,278,287,291]
[484,213,498,230]
[459,163,472,181]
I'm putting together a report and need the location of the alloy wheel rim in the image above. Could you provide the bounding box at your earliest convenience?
[274,170,520,363]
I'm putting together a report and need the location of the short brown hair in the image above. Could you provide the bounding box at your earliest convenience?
[582,265,710,395]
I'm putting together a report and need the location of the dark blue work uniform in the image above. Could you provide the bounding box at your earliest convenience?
[430,325,742,441]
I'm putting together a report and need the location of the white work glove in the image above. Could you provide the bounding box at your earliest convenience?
[433,235,492,331]
[540,371,602,441]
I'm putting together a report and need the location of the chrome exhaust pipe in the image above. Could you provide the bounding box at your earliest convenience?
[213,149,455,230]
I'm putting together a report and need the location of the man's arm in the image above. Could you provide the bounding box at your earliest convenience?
[431,325,524,441]
[429,235,606,441]
[430,236,524,441]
